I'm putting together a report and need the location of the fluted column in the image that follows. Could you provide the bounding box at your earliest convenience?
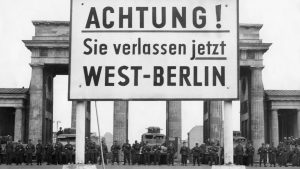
[166,101,182,139]
[14,107,24,142]
[113,101,128,145]
[250,67,265,160]
[209,101,222,143]
[297,109,300,138]
[270,109,279,146]
[29,64,44,144]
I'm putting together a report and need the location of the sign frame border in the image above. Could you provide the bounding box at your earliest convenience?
[68,0,240,101]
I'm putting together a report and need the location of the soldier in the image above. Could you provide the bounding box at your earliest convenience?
[111,140,121,165]
[234,141,244,165]
[292,145,299,166]
[64,140,73,164]
[153,144,161,165]
[131,140,140,165]
[98,139,108,165]
[25,139,35,165]
[122,139,131,165]
[191,143,201,166]
[200,143,206,165]
[36,139,43,165]
[15,140,24,165]
[268,142,277,167]
[142,142,151,165]
[54,140,63,165]
[208,143,219,166]
[5,140,13,165]
[167,142,176,165]
[56,127,63,136]
[258,143,267,167]
[281,144,289,167]
[246,142,255,166]
[90,142,97,164]
[44,141,54,165]
[180,142,190,166]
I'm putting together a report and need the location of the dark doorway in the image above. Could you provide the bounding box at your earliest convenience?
[0,107,15,138]
[278,109,297,141]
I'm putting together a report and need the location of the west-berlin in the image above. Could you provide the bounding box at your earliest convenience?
[83,65,225,87]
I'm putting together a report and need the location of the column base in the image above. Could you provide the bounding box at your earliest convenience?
[212,165,246,169]
[62,164,97,169]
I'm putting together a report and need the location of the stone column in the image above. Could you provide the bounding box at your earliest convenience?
[29,64,44,144]
[166,101,182,160]
[270,109,279,146]
[250,67,265,160]
[297,109,300,138]
[166,101,182,139]
[209,101,222,143]
[113,101,128,144]
[14,107,24,142]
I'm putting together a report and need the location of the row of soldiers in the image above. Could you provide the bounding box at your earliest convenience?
[85,139,178,165]
[180,141,221,166]
[234,140,300,167]
[0,139,73,165]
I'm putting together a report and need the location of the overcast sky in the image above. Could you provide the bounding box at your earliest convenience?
[0,0,300,142]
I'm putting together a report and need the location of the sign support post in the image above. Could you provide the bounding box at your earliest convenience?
[75,101,86,164]
[224,100,233,164]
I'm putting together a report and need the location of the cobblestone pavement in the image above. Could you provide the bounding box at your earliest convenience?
[0,164,298,169]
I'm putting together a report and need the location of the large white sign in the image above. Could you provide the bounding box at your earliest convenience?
[69,0,238,100]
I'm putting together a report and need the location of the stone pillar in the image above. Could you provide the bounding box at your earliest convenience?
[166,101,182,139]
[250,67,265,160]
[297,109,300,138]
[14,107,24,142]
[29,64,44,144]
[270,109,279,146]
[113,101,128,144]
[166,101,182,160]
[209,101,222,144]
[71,101,77,128]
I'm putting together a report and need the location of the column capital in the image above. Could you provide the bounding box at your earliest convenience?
[29,63,44,68]
[271,108,278,112]
[250,66,264,70]
[14,106,24,110]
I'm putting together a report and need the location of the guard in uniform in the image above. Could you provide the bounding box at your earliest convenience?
[180,142,190,166]
[234,141,244,165]
[25,139,35,165]
[122,139,131,165]
[54,140,63,165]
[98,139,108,165]
[292,145,299,166]
[246,143,255,166]
[191,143,201,166]
[5,140,13,165]
[131,140,140,165]
[208,143,219,166]
[167,142,176,165]
[111,140,121,165]
[268,142,277,167]
[64,140,73,164]
[45,141,53,165]
[153,144,161,165]
[281,145,289,167]
[15,140,24,165]
[258,143,267,167]
[200,143,206,165]
[90,142,97,164]
[36,139,43,165]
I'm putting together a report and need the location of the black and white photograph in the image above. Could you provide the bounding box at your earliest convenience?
[0,0,300,169]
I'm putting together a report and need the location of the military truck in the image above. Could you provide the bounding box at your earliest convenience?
[140,127,168,164]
